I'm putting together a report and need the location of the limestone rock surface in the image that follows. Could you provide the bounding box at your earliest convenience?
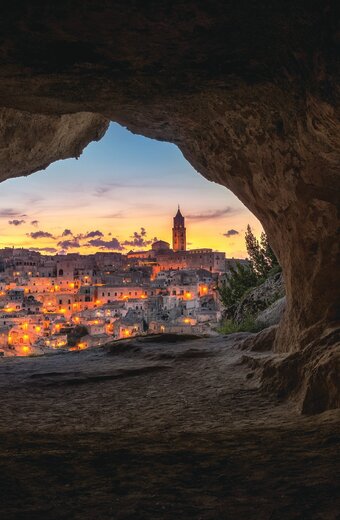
[256,297,286,328]
[234,273,284,324]
[239,325,278,353]
[262,327,340,414]
[0,108,109,182]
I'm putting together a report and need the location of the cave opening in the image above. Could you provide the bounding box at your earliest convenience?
[0,2,339,517]
[1,120,267,358]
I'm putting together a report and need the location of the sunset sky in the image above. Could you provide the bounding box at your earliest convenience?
[0,123,261,257]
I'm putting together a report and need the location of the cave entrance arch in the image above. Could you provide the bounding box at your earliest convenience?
[0,1,339,409]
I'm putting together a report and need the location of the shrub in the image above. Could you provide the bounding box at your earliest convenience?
[217,262,258,311]
[218,315,266,335]
[245,225,281,278]
[217,226,282,318]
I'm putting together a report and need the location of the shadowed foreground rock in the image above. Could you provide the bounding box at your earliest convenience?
[0,337,339,519]
[0,2,339,409]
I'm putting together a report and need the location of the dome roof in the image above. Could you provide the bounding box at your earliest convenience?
[152,240,170,251]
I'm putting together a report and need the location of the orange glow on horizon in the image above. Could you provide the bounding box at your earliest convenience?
[0,208,262,260]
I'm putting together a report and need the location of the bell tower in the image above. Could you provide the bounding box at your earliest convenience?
[172,206,186,251]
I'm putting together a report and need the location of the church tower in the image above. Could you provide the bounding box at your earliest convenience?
[172,206,186,251]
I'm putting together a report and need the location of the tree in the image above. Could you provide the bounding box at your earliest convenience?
[218,227,281,315]
[245,225,280,279]
[217,261,258,314]
[260,231,280,273]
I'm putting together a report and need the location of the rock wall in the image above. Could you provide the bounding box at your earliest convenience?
[233,273,285,325]
[0,1,339,409]
[0,108,108,182]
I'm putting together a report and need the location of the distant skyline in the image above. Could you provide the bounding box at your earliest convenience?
[0,123,260,257]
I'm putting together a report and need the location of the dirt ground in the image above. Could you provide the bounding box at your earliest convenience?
[0,334,339,519]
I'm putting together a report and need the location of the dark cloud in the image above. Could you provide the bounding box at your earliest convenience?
[9,219,25,226]
[122,228,154,248]
[223,229,239,238]
[187,207,236,221]
[29,247,58,253]
[83,230,104,239]
[0,208,25,218]
[87,238,124,251]
[28,231,55,240]
[73,230,104,240]
[57,239,81,250]
[31,220,39,227]
[62,229,73,237]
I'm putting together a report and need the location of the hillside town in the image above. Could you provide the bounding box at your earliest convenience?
[0,208,243,356]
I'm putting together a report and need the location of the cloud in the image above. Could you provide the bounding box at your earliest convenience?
[72,230,104,240]
[62,229,73,237]
[187,207,236,221]
[31,220,39,227]
[57,239,81,250]
[27,231,55,240]
[122,228,155,248]
[100,212,123,219]
[27,195,43,205]
[8,219,25,226]
[223,229,239,238]
[93,186,110,197]
[83,230,104,239]
[87,238,124,251]
[0,208,26,218]
[29,247,58,253]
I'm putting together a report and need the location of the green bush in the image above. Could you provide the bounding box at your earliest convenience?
[217,262,258,310]
[218,315,266,334]
[217,226,282,318]
[245,225,281,278]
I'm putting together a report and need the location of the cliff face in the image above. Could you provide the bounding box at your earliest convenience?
[0,2,339,410]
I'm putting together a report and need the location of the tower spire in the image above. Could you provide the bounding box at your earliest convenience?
[172,206,186,251]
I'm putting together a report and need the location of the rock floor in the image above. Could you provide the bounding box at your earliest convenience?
[0,335,339,519]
